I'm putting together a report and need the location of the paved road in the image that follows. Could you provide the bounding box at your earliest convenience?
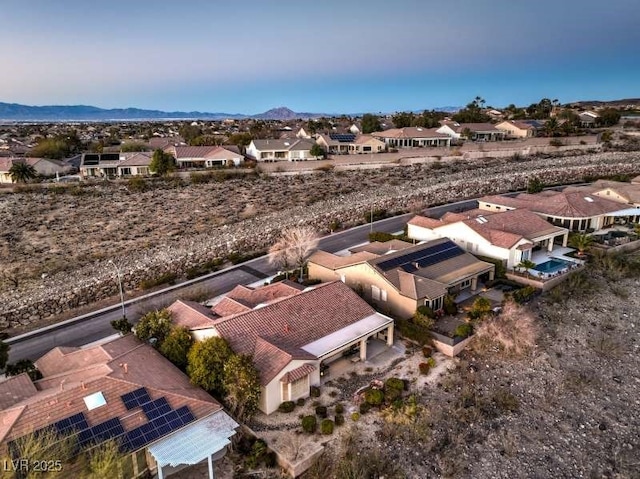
[6,198,478,363]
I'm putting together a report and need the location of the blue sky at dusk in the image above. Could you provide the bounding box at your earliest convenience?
[2,0,639,114]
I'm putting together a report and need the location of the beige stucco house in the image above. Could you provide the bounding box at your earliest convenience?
[495,120,537,138]
[166,145,243,168]
[407,209,569,269]
[246,139,315,161]
[308,238,495,319]
[169,281,394,414]
[372,127,451,148]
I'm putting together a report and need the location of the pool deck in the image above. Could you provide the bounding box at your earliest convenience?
[529,247,584,278]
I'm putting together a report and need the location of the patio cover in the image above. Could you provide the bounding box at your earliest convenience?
[148,410,239,478]
[301,312,393,358]
[606,207,640,217]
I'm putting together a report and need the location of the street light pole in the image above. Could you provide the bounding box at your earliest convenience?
[108,260,126,319]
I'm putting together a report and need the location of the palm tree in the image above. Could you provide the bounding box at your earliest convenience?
[516,259,536,278]
[568,233,593,256]
[544,117,559,137]
[8,161,37,183]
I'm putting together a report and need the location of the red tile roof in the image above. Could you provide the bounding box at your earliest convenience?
[280,364,316,384]
[169,300,217,330]
[0,336,221,448]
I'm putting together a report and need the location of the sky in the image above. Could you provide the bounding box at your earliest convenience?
[1,0,639,114]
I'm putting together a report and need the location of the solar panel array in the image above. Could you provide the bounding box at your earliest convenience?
[10,388,197,456]
[121,387,151,410]
[376,241,465,272]
[83,154,100,166]
[329,133,356,142]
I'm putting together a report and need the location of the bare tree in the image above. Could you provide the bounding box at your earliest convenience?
[268,226,319,280]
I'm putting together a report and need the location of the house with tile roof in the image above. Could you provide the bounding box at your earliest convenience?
[0,157,72,183]
[478,190,635,231]
[308,238,495,319]
[407,209,569,269]
[246,139,316,161]
[168,281,394,414]
[0,335,238,479]
[371,127,451,148]
[164,145,243,168]
[80,152,153,178]
[437,122,506,141]
[315,133,386,155]
[495,120,539,138]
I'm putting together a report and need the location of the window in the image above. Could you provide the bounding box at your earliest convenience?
[371,285,381,301]
[521,249,531,261]
[459,279,471,289]
[83,391,107,411]
[291,375,308,399]
[431,296,443,311]
[281,382,289,402]
[381,289,387,301]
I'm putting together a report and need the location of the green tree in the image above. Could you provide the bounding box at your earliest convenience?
[361,114,381,134]
[187,336,233,396]
[84,439,124,479]
[516,259,536,277]
[0,341,10,370]
[544,117,559,137]
[452,97,490,123]
[134,309,173,345]
[222,354,261,421]
[8,161,37,183]
[10,428,76,479]
[310,143,326,159]
[159,327,194,369]
[120,142,150,152]
[527,176,544,194]
[568,233,593,255]
[149,149,176,175]
[599,108,621,127]
[179,124,203,144]
[5,359,42,381]
[110,317,133,334]
[392,112,415,128]
[228,132,253,148]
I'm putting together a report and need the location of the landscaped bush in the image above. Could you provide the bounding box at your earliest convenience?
[351,412,360,422]
[418,362,431,375]
[454,323,473,339]
[396,318,432,345]
[384,378,405,402]
[511,285,538,304]
[278,401,295,413]
[296,397,306,407]
[335,403,344,414]
[422,345,433,357]
[443,295,458,315]
[368,231,396,243]
[315,406,327,418]
[364,388,384,406]
[335,414,345,426]
[359,402,371,414]
[301,415,317,434]
[310,386,321,397]
[413,306,435,329]
[320,419,334,435]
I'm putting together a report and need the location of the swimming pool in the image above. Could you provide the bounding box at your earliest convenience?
[533,259,571,274]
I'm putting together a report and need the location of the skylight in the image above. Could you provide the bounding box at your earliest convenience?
[83,391,107,411]
[584,197,594,202]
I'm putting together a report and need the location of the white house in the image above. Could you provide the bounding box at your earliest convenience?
[166,146,243,168]
[407,209,569,269]
[371,127,451,148]
[246,139,316,161]
[168,281,394,414]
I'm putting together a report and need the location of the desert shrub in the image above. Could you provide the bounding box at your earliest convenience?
[364,208,388,223]
[301,415,317,434]
[335,414,345,426]
[110,317,132,334]
[320,419,334,435]
[364,388,384,406]
[426,357,436,368]
[368,231,396,243]
[139,272,178,289]
[549,138,564,147]
[418,362,431,375]
[335,403,344,414]
[492,388,520,413]
[310,386,321,397]
[315,406,327,418]
[384,378,405,402]
[469,296,492,319]
[454,323,473,338]
[359,402,371,414]
[127,176,147,192]
[422,345,433,357]
[351,412,360,422]
[475,301,538,357]
[296,397,306,407]
[278,401,295,413]
[511,285,538,304]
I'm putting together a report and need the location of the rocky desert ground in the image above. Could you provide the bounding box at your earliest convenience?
[1,150,639,329]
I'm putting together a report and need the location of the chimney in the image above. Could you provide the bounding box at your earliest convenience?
[284,324,290,334]
[81,381,87,390]
[122,363,128,374]
[59,378,67,392]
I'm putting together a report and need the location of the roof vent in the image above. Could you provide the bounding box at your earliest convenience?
[284,142,290,146]
[584,197,594,202]
[417,127,423,131]
[83,391,107,411]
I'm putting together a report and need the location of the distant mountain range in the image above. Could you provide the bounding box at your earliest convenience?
[0,102,328,121]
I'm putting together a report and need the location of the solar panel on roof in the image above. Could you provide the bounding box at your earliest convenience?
[121,388,151,410]
[142,397,172,421]
[83,154,100,166]
[53,413,89,435]
[329,133,356,142]
[377,241,464,272]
